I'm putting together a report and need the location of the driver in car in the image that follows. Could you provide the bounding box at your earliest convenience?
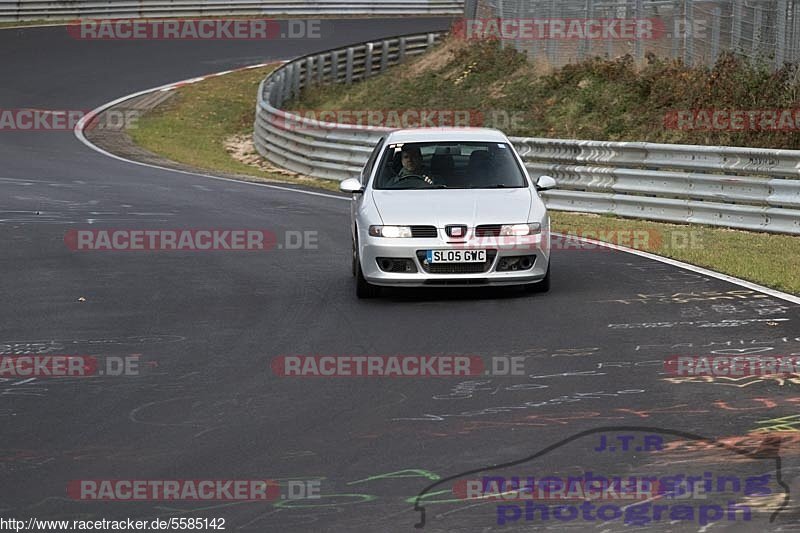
[393,145,434,185]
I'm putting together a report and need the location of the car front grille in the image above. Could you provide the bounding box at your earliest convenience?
[410,225,438,238]
[416,250,497,274]
[475,225,502,237]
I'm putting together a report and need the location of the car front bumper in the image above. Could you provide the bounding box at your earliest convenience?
[359,232,550,287]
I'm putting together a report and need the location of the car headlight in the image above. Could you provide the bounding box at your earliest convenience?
[499,223,541,236]
[369,225,413,238]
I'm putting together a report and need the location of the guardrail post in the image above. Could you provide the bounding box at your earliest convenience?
[345,47,354,85]
[292,63,300,99]
[274,72,282,106]
[427,33,436,49]
[305,57,314,89]
[380,40,389,73]
[331,50,339,83]
[267,76,276,107]
[284,64,294,101]
[398,37,407,62]
[317,54,325,84]
[274,72,286,107]
[263,80,273,108]
[364,42,374,79]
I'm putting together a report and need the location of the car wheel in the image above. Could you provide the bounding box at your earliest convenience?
[525,264,550,294]
[355,243,380,299]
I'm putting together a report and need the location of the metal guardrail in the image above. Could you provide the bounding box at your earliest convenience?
[0,1,464,21]
[515,138,800,234]
[253,32,800,235]
[254,32,441,181]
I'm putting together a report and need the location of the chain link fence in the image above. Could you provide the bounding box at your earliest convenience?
[469,0,799,69]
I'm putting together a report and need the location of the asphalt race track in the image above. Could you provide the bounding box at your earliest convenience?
[2,18,800,533]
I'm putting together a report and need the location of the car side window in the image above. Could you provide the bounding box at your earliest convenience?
[361,137,384,185]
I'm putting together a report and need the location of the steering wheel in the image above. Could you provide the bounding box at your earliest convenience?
[395,174,433,185]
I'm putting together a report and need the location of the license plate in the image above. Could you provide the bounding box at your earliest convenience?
[426,250,487,263]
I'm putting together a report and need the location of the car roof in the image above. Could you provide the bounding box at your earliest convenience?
[383,128,510,144]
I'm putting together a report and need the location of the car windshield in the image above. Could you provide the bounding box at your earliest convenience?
[373,141,528,190]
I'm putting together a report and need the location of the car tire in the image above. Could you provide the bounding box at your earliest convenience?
[525,264,550,294]
[354,240,380,299]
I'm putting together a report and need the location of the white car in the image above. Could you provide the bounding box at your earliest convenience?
[340,128,556,298]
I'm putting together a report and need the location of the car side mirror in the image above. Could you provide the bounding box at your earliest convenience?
[340,178,363,194]
[536,175,557,191]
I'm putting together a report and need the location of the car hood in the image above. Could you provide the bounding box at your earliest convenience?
[371,188,533,226]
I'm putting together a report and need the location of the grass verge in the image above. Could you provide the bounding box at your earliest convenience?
[127,65,339,192]
[127,60,800,295]
[0,20,60,29]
